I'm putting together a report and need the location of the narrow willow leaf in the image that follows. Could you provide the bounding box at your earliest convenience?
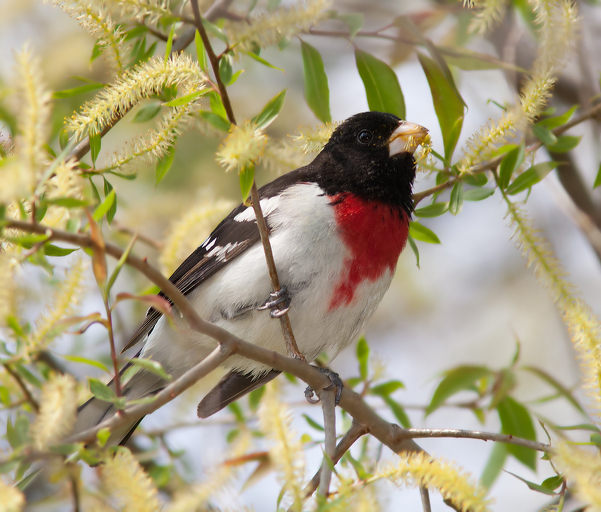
[462,172,488,187]
[595,162,601,189]
[480,442,507,488]
[92,189,115,222]
[89,378,118,402]
[505,471,556,495]
[497,396,537,470]
[449,181,464,215]
[90,132,101,166]
[499,142,525,190]
[532,124,557,146]
[414,202,448,218]
[209,91,228,119]
[62,355,110,373]
[356,337,369,380]
[43,244,78,257]
[382,395,412,427]
[538,105,578,129]
[408,235,419,268]
[199,111,230,131]
[409,221,441,244]
[355,49,405,118]
[251,89,287,130]
[464,188,495,201]
[546,135,582,153]
[130,358,172,381]
[337,13,364,38]
[439,45,527,72]
[239,165,255,201]
[521,366,587,416]
[302,413,325,431]
[243,50,284,71]
[103,179,117,224]
[156,144,176,185]
[43,197,89,208]
[506,161,558,195]
[301,41,331,123]
[418,53,464,161]
[163,89,208,107]
[370,380,404,396]
[219,54,233,85]
[195,30,208,72]
[202,18,229,44]
[426,365,492,416]
[53,83,105,99]
[131,102,162,123]
[165,24,175,60]
[107,233,137,294]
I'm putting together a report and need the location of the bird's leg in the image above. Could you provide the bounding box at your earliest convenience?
[305,367,343,405]
[257,286,291,318]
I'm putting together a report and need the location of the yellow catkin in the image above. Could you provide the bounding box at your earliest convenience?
[261,138,311,175]
[468,0,509,34]
[554,443,601,510]
[458,0,578,173]
[101,449,160,512]
[505,200,601,415]
[380,452,490,512]
[42,158,85,229]
[258,383,305,511]
[109,0,173,24]
[27,256,88,353]
[13,46,52,196]
[0,478,25,512]
[215,121,268,173]
[0,253,16,327]
[165,432,251,512]
[30,374,78,450]
[159,197,236,275]
[227,0,331,50]
[291,122,338,154]
[68,53,206,137]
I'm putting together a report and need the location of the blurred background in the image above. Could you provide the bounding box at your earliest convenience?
[1,0,600,510]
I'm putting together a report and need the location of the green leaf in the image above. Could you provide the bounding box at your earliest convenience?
[356,337,369,380]
[131,102,162,123]
[165,24,175,60]
[228,402,245,423]
[498,142,525,190]
[90,132,101,166]
[43,197,89,208]
[426,365,492,416]
[199,111,231,132]
[202,18,229,44]
[107,233,138,294]
[96,428,111,447]
[89,378,118,403]
[248,385,266,411]
[370,380,404,396]
[59,127,70,150]
[480,442,507,488]
[497,396,537,470]
[449,181,464,215]
[163,89,209,107]
[219,54,233,85]
[532,124,557,146]
[439,45,527,72]
[505,471,557,495]
[541,475,564,491]
[302,413,325,431]
[506,161,559,195]
[301,41,331,123]
[538,105,577,130]
[16,469,41,491]
[546,135,582,153]
[409,221,441,244]
[464,188,495,201]
[53,83,104,99]
[195,30,208,72]
[414,202,448,218]
[130,358,172,381]
[382,395,412,428]
[418,53,464,161]
[209,91,228,119]
[251,90,287,130]
[355,49,405,119]
[337,13,364,38]
[43,244,78,257]
[242,50,284,71]
[521,366,587,416]
[103,179,117,224]
[462,172,488,187]
[62,355,110,373]
[595,162,601,189]
[239,165,255,201]
[156,144,176,185]
[7,415,30,450]
[407,235,419,268]
[92,188,116,222]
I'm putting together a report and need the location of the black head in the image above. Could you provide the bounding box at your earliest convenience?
[311,112,428,214]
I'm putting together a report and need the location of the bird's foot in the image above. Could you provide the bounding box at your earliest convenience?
[257,286,291,318]
[304,367,343,405]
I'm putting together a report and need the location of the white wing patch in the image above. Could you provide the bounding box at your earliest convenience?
[234,196,281,222]
[206,242,241,262]
[202,238,217,250]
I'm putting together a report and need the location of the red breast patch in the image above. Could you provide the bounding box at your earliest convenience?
[328,193,409,310]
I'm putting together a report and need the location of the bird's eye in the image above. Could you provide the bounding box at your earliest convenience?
[357,129,373,144]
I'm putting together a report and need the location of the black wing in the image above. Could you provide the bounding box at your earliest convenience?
[121,165,318,353]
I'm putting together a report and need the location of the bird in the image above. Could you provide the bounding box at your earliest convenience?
[73,111,428,445]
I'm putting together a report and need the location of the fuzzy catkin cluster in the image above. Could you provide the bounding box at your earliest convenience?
[216,121,268,173]
[554,443,601,509]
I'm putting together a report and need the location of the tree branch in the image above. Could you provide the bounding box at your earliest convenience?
[318,387,336,497]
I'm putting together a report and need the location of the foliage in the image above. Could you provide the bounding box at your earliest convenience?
[0,0,599,510]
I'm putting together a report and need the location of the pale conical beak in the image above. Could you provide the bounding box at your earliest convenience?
[388,121,429,156]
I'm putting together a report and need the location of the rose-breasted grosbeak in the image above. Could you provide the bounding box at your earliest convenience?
[74,111,428,444]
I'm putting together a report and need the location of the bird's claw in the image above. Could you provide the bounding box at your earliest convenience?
[304,367,343,405]
[257,286,291,318]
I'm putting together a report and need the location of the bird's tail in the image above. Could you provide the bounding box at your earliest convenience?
[73,364,167,446]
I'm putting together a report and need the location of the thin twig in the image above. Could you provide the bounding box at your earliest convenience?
[112,221,163,250]
[420,485,432,512]
[318,387,337,497]
[3,363,40,413]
